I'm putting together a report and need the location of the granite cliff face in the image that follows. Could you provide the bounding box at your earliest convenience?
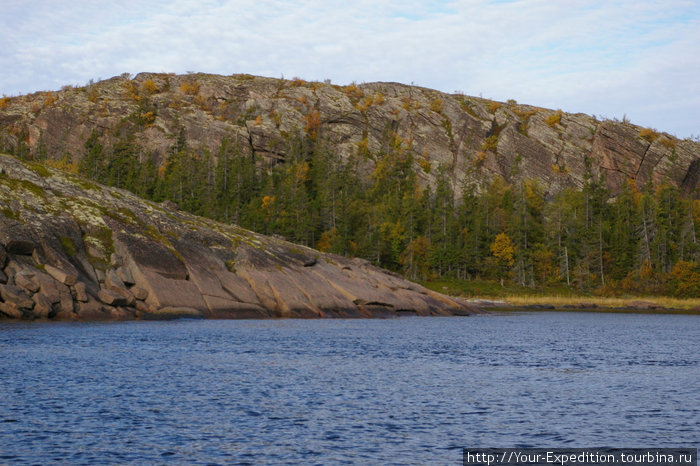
[0,154,480,321]
[1,73,698,196]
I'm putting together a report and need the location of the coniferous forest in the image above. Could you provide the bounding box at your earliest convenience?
[15,124,700,298]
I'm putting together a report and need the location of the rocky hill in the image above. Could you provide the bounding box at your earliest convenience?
[1,73,698,196]
[0,154,480,321]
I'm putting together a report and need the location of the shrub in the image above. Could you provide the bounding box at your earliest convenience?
[179,80,200,95]
[545,110,563,127]
[418,158,431,173]
[122,80,141,101]
[639,127,659,143]
[0,95,9,108]
[552,163,569,175]
[43,92,58,107]
[513,108,538,121]
[659,136,676,150]
[45,155,79,174]
[341,82,364,100]
[86,87,99,103]
[140,111,156,126]
[488,101,501,113]
[430,98,444,114]
[141,79,158,95]
[355,96,373,112]
[481,135,498,152]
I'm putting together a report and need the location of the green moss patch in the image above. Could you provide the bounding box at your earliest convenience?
[59,236,78,256]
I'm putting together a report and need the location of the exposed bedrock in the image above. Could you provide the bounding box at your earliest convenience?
[0,154,481,321]
[1,73,697,198]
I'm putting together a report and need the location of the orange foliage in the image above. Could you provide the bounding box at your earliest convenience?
[122,81,141,102]
[639,127,659,143]
[261,195,275,210]
[140,111,156,125]
[341,83,364,100]
[179,80,200,95]
[316,228,338,252]
[43,92,58,107]
[304,110,321,139]
[141,79,158,95]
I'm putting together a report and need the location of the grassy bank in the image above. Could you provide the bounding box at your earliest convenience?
[423,278,700,313]
[422,277,587,299]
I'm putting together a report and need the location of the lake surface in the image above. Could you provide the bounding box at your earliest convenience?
[1,312,698,465]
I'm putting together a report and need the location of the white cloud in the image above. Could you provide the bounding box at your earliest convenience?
[0,0,698,137]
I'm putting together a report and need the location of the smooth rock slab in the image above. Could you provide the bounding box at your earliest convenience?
[44,264,78,286]
[116,266,135,286]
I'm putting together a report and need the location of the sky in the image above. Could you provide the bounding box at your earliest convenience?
[1,0,698,138]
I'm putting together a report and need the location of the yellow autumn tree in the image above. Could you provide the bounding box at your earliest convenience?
[490,232,515,286]
[400,236,431,281]
[670,260,700,297]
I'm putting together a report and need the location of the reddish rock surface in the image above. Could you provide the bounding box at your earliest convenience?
[0,154,481,321]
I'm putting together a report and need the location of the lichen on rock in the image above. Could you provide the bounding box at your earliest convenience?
[0,153,481,321]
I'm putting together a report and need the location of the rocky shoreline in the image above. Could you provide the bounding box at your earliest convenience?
[0,154,482,322]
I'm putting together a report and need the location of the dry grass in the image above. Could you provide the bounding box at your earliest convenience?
[503,295,700,310]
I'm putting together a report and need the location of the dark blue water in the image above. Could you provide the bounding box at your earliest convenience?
[1,312,698,465]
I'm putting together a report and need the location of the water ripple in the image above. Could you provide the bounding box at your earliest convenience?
[1,312,698,464]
